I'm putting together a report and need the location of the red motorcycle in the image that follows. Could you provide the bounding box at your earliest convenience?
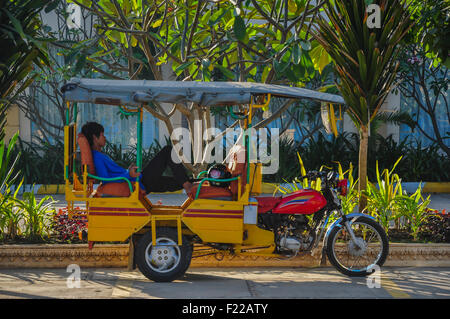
[255,170,389,276]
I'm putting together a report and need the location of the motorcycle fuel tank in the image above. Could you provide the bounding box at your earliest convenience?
[272,189,327,215]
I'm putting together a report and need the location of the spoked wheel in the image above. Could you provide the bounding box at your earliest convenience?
[326,216,389,277]
[136,227,193,282]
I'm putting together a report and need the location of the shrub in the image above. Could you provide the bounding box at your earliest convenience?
[276,151,436,242]
[263,137,301,183]
[0,202,23,241]
[0,133,23,241]
[12,137,165,185]
[362,158,404,232]
[298,132,357,174]
[363,157,433,236]
[14,188,57,241]
[265,132,449,183]
[394,185,431,240]
[400,141,450,182]
[0,182,58,242]
[11,136,64,185]
[418,211,450,243]
[52,207,88,243]
[335,162,359,215]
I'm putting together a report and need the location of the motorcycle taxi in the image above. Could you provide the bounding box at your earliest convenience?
[61,79,388,282]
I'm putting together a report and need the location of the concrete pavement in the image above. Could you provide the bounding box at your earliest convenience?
[0,267,449,299]
[9,193,447,302]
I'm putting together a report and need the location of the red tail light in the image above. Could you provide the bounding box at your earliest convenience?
[337,179,348,196]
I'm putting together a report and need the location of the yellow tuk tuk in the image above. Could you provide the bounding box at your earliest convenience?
[61,79,389,282]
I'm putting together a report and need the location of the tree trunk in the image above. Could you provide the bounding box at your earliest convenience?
[358,125,369,212]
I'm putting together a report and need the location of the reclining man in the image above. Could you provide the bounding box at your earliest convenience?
[81,122,193,195]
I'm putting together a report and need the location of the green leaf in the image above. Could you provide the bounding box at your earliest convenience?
[74,55,86,74]
[215,64,235,80]
[201,58,211,81]
[44,1,59,13]
[253,26,276,38]
[6,11,27,42]
[208,8,226,26]
[357,50,367,83]
[293,63,306,79]
[174,61,194,75]
[89,49,116,60]
[285,67,298,82]
[292,44,302,65]
[233,15,246,41]
[301,51,314,75]
[261,66,270,82]
[170,39,181,55]
[152,19,163,28]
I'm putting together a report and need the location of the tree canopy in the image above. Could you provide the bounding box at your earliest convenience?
[0,0,58,139]
[67,0,330,172]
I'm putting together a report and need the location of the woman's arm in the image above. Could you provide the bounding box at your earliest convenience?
[93,151,135,181]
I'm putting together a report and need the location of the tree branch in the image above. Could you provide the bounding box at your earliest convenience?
[253,98,296,129]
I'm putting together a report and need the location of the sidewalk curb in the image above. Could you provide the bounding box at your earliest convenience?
[0,243,449,269]
[11,182,450,195]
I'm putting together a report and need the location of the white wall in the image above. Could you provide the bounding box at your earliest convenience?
[378,90,401,141]
[341,90,401,140]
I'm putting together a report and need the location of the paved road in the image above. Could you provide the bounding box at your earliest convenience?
[0,267,448,300]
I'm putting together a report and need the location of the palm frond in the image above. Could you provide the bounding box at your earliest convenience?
[313,0,413,126]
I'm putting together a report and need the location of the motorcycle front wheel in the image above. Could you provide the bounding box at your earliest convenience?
[326,216,389,277]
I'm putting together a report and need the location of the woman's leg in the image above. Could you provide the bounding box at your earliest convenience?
[141,145,191,193]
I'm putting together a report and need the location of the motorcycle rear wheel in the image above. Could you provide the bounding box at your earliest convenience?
[326,216,389,277]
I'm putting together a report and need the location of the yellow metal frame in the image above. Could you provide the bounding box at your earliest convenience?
[63,96,279,260]
[151,215,183,245]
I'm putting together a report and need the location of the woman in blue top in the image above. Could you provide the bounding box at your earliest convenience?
[81,122,193,194]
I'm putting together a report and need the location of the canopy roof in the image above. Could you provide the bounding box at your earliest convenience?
[61,78,345,107]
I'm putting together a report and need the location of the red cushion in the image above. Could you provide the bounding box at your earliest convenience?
[77,133,95,175]
[97,182,131,197]
[95,182,147,197]
[189,182,233,199]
